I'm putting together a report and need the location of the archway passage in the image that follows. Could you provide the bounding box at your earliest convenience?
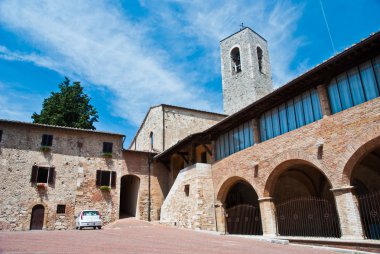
[119,175,140,218]
[351,146,380,240]
[271,163,341,238]
[30,204,44,230]
[224,181,262,235]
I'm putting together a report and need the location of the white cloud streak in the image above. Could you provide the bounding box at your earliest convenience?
[0,0,305,126]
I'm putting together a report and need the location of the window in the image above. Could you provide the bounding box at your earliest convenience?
[57,205,66,214]
[184,184,190,197]
[327,56,380,114]
[30,166,55,185]
[0,130,2,142]
[259,88,322,142]
[150,132,154,150]
[96,170,116,188]
[41,134,53,146]
[201,151,207,163]
[231,47,241,74]
[257,47,263,73]
[103,142,113,153]
[215,120,254,160]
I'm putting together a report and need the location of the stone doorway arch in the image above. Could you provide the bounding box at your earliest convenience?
[265,159,341,238]
[218,177,262,235]
[119,175,140,218]
[347,141,380,240]
[30,204,45,230]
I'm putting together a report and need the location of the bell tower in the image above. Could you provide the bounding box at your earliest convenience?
[220,27,273,115]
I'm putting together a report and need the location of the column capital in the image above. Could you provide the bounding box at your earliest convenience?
[330,186,355,193]
[258,197,275,202]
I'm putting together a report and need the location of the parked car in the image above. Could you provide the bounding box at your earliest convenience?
[75,210,102,230]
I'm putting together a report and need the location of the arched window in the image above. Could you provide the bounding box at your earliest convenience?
[149,132,154,150]
[231,47,241,74]
[257,47,263,73]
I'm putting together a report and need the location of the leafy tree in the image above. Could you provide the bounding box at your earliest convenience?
[32,77,99,129]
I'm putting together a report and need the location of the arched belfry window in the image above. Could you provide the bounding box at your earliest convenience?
[231,47,241,74]
[257,47,263,73]
[149,132,154,150]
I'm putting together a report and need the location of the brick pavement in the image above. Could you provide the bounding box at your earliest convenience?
[0,218,336,254]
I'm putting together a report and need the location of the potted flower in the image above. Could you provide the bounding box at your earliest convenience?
[40,146,51,152]
[35,183,47,190]
[99,185,111,192]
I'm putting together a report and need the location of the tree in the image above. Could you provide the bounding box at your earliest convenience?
[32,77,99,130]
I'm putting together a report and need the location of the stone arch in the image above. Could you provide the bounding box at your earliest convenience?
[28,202,48,230]
[256,46,263,73]
[119,174,141,218]
[230,46,242,74]
[340,135,380,186]
[216,176,258,203]
[263,150,334,197]
[216,176,263,235]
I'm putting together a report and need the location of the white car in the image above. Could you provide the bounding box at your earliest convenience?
[75,210,103,230]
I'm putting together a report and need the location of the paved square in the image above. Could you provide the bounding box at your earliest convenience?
[0,219,336,254]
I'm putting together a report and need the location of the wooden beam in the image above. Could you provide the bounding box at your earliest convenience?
[202,143,212,156]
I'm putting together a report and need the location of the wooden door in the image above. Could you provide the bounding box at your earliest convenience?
[30,205,44,230]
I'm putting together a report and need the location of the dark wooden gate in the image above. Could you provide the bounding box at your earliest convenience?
[276,197,341,238]
[225,204,262,235]
[30,205,44,230]
[357,191,380,240]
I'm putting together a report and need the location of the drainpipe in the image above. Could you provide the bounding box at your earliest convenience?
[148,153,152,222]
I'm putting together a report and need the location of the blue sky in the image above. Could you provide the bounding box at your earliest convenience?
[0,0,379,145]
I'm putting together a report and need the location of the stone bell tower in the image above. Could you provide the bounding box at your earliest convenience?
[220,27,273,115]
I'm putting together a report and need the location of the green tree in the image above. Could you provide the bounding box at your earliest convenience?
[32,77,99,129]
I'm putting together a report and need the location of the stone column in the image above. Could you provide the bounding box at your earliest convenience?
[317,84,332,117]
[214,201,226,233]
[258,197,277,237]
[331,186,364,239]
[252,118,261,145]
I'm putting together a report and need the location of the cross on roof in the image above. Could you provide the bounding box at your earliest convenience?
[240,23,245,30]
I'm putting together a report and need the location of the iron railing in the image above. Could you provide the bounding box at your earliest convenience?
[276,197,341,238]
[357,191,380,240]
[225,204,263,235]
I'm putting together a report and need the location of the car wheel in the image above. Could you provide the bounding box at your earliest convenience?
[98,226,102,230]
[79,226,82,230]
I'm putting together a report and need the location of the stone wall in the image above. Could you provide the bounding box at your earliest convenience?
[129,106,164,153]
[129,105,225,153]
[0,121,123,231]
[122,150,169,221]
[160,163,216,231]
[163,107,225,150]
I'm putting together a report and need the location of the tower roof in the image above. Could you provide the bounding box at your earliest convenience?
[220,26,267,43]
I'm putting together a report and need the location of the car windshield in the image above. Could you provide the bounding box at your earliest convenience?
[83,211,99,216]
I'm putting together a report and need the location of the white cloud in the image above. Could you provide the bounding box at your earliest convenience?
[0,0,305,126]
[0,0,213,125]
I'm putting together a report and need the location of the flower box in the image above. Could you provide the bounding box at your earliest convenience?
[99,185,111,191]
[35,183,47,190]
[103,152,112,158]
[40,146,51,152]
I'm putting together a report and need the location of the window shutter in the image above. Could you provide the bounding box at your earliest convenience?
[31,166,38,183]
[111,171,116,188]
[48,135,53,146]
[48,167,56,186]
[96,170,102,186]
